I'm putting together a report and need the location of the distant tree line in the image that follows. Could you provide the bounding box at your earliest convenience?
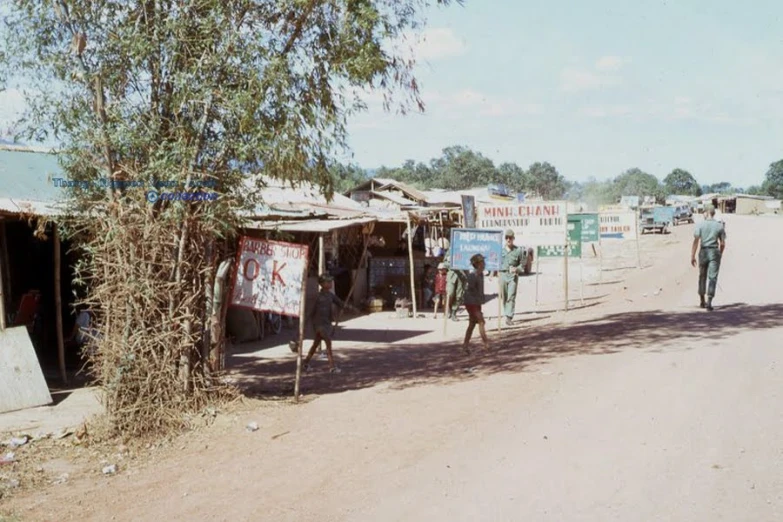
[330,145,783,205]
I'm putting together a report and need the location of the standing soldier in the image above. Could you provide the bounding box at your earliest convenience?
[500,229,528,326]
[691,207,726,311]
[442,248,467,321]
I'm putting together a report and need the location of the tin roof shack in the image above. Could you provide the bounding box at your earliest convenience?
[729,194,780,215]
[0,146,79,398]
[223,177,378,348]
[344,177,430,211]
[344,179,462,316]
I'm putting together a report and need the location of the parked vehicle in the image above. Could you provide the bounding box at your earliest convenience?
[672,204,694,225]
[639,206,672,234]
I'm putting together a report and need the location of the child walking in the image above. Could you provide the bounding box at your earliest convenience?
[462,253,490,355]
[303,274,351,373]
[432,262,448,318]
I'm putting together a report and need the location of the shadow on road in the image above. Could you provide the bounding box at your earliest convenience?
[230,302,783,399]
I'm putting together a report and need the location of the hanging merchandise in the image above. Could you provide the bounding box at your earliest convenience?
[425,226,437,257]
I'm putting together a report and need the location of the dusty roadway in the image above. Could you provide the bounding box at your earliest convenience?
[4,214,783,521]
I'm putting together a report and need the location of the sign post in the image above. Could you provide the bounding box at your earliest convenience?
[564,241,569,312]
[230,237,309,401]
[534,254,540,306]
[635,211,642,269]
[461,195,477,228]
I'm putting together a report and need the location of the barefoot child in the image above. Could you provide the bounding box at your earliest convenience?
[462,253,490,354]
[303,274,351,373]
[433,262,448,318]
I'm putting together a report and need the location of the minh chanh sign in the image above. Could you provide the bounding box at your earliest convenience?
[476,201,568,246]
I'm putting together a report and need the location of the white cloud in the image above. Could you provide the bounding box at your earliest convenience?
[595,56,629,72]
[425,89,543,118]
[560,68,621,92]
[412,28,467,61]
[559,56,630,92]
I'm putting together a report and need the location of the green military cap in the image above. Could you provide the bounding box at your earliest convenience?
[317,273,334,284]
[504,229,515,238]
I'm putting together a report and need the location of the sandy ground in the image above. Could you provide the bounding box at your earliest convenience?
[3,214,782,521]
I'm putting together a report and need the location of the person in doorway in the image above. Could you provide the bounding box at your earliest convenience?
[432,262,448,319]
[500,229,528,326]
[303,274,353,373]
[421,264,435,308]
[445,259,467,321]
[461,254,491,355]
[66,304,100,356]
[691,207,726,311]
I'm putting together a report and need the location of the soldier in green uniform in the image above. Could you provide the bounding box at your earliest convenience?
[442,248,467,321]
[500,229,528,326]
[690,207,726,311]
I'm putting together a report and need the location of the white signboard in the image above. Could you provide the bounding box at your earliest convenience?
[599,210,638,240]
[477,201,568,247]
[230,237,309,316]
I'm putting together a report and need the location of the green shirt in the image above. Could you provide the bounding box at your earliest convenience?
[501,245,526,275]
[694,218,726,248]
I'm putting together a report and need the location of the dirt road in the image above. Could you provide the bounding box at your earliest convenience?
[5,214,782,521]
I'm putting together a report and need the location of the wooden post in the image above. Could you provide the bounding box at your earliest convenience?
[406,212,417,317]
[54,224,67,384]
[563,241,569,312]
[579,255,584,305]
[534,254,540,307]
[0,222,6,330]
[318,234,325,276]
[443,289,449,337]
[635,212,642,269]
[497,276,502,332]
[294,264,309,402]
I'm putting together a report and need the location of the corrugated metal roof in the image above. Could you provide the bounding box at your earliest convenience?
[244,216,376,233]
[0,197,64,217]
[370,190,416,206]
[0,147,65,203]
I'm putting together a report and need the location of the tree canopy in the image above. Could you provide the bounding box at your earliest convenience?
[762,160,783,199]
[663,168,702,196]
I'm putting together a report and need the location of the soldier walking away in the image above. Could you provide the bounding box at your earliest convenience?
[691,207,726,311]
[500,229,528,326]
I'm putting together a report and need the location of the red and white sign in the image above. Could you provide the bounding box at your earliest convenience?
[230,237,309,316]
[476,201,568,246]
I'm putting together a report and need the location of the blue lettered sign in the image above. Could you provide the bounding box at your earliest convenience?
[449,229,503,271]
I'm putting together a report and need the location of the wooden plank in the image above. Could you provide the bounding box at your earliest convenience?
[0,326,53,414]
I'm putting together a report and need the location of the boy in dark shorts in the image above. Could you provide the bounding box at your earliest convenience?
[462,253,491,355]
[303,274,351,373]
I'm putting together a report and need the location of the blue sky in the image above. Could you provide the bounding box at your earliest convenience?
[2,1,781,188]
[344,0,783,187]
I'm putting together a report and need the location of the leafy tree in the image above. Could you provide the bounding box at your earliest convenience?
[663,168,701,196]
[330,163,368,193]
[0,0,454,434]
[495,162,527,193]
[612,168,663,202]
[705,181,733,194]
[429,145,497,190]
[745,185,764,195]
[762,160,783,199]
[525,161,567,199]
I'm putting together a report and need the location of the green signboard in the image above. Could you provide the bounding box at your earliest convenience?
[567,213,600,243]
[538,221,582,258]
